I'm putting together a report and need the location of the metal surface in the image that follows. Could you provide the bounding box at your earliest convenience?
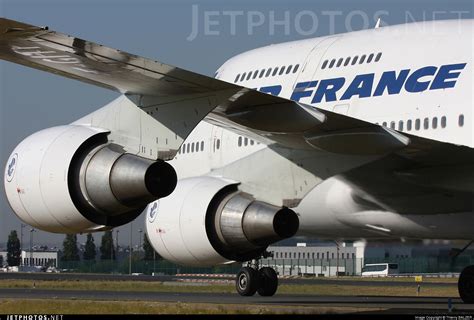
[79,144,177,217]
[218,194,256,251]
[111,154,162,205]
[243,203,298,246]
[82,145,127,215]
[214,192,299,256]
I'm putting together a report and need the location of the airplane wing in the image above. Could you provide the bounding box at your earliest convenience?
[2,18,474,205]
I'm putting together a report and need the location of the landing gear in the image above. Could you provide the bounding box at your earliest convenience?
[236,267,260,296]
[451,241,474,303]
[257,267,278,296]
[236,259,279,297]
[459,265,474,303]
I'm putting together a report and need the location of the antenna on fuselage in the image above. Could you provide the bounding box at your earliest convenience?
[375,18,382,29]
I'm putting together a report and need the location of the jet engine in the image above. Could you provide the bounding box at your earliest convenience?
[4,125,177,233]
[145,177,299,266]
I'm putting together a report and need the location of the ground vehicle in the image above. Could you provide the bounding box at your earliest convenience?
[361,263,399,277]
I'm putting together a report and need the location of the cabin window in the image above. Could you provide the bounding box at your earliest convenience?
[390,121,396,129]
[279,66,286,75]
[424,118,430,130]
[415,119,421,131]
[191,142,195,153]
[359,55,367,64]
[272,68,279,76]
[351,56,359,65]
[252,70,259,79]
[238,136,242,147]
[337,58,344,67]
[459,114,465,127]
[240,73,246,81]
[407,120,412,131]
[441,116,447,128]
[382,121,387,127]
[246,72,252,80]
[265,68,272,77]
[201,141,204,151]
[293,64,300,73]
[398,120,404,131]
[244,137,248,146]
[375,52,383,62]
[344,57,351,66]
[329,59,336,68]
[432,117,438,129]
[322,60,328,69]
[367,53,374,63]
[234,74,240,82]
[286,65,293,74]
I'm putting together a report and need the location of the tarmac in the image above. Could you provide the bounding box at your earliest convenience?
[0,272,469,314]
[0,288,472,314]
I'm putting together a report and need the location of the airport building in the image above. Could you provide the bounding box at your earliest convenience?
[261,240,461,276]
[261,242,365,276]
[0,250,58,268]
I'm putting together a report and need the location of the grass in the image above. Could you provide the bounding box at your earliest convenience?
[0,278,458,314]
[280,284,458,297]
[0,279,235,293]
[0,299,384,314]
[0,278,459,297]
[301,276,458,283]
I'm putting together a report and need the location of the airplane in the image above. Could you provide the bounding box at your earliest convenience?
[2,16,474,300]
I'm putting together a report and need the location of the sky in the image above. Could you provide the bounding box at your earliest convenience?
[0,0,472,248]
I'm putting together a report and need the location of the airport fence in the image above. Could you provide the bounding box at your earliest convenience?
[56,255,474,276]
[57,258,241,275]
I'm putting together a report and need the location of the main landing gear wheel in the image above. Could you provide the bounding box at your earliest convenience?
[257,267,278,296]
[236,267,260,296]
[236,266,278,297]
[459,265,474,303]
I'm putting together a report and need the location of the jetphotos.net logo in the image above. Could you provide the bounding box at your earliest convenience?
[186,5,471,41]
[6,315,63,320]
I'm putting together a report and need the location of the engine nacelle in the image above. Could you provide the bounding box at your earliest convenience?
[4,125,177,233]
[145,177,299,266]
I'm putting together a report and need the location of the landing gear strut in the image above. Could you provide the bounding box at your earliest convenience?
[236,257,278,297]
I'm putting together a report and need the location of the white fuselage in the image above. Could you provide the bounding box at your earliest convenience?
[170,20,474,240]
